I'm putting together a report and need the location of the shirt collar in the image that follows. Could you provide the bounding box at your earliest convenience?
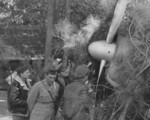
[14,75,29,90]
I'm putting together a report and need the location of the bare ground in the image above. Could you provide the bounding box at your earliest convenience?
[0,91,12,120]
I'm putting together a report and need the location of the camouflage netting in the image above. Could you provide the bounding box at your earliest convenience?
[108,36,150,88]
[95,1,150,120]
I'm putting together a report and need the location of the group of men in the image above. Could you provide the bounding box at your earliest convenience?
[6,61,94,120]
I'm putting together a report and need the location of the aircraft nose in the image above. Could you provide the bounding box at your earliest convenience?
[88,41,116,61]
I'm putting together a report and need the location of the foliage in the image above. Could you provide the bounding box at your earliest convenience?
[54,15,101,65]
[70,0,103,26]
[54,18,77,48]
[0,0,48,26]
[0,0,47,56]
[1,28,45,55]
[55,15,100,48]
[0,38,21,58]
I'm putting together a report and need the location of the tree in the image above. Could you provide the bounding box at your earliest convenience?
[44,0,55,65]
[65,0,70,20]
[0,0,47,56]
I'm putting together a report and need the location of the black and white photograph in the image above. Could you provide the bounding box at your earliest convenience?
[1,0,150,120]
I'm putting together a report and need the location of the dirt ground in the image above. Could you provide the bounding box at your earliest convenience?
[0,91,12,120]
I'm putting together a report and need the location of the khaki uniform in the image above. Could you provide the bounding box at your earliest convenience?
[27,80,59,120]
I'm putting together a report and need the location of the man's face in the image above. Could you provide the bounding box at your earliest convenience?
[21,69,30,79]
[47,73,57,83]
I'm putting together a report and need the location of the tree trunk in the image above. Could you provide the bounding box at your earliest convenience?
[53,0,58,24]
[65,0,70,20]
[44,0,55,66]
[61,0,71,70]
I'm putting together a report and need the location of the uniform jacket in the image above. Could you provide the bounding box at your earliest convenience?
[63,81,90,120]
[7,79,29,116]
[27,80,59,120]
